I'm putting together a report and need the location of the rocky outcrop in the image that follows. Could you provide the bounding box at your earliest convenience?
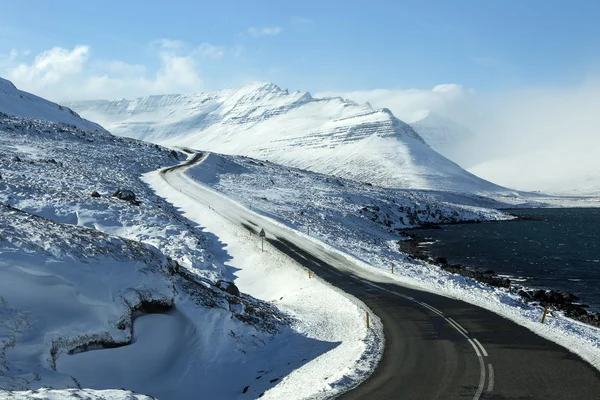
[518,289,600,327]
[215,280,241,297]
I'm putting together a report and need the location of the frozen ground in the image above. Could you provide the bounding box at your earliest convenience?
[185,152,600,372]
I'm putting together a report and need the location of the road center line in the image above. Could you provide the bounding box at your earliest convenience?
[445,318,469,339]
[487,364,495,392]
[419,302,444,317]
[468,339,486,400]
[473,338,489,357]
[447,317,470,335]
[425,303,443,314]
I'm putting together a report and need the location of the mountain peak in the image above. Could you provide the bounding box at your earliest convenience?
[0,77,17,90]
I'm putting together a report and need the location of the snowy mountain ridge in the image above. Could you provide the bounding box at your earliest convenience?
[0,77,106,132]
[64,82,507,193]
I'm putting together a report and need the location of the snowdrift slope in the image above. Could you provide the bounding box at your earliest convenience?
[64,83,508,193]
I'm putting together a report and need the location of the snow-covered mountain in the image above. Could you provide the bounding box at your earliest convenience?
[64,83,508,193]
[409,111,475,167]
[0,77,106,132]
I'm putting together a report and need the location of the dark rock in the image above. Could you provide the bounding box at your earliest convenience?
[435,257,448,265]
[518,290,532,300]
[170,150,178,158]
[563,292,580,303]
[90,191,101,198]
[216,280,240,297]
[484,270,495,275]
[242,386,249,394]
[548,291,565,304]
[112,189,141,205]
[532,290,547,302]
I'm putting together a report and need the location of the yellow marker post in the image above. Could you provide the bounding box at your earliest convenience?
[308,269,311,279]
[366,312,370,329]
[391,265,395,274]
[541,306,549,323]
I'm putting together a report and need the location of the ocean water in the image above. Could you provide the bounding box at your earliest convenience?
[411,208,600,311]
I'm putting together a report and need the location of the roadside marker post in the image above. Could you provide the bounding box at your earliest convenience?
[366,312,370,329]
[541,306,549,323]
[308,269,311,279]
[259,229,265,252]
[391,264,395,274]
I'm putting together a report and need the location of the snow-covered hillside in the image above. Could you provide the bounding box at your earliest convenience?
[409,111,475,167]
[0,113,302,399]
[0,78,106,132]
[64,83,508,193]
[0,80,383,399]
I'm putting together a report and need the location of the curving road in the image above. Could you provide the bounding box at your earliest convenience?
[161,152,600,400]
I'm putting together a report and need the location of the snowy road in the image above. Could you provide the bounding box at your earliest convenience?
[160,152,600,400]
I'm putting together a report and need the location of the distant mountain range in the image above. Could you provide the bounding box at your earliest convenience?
[64,83,508,193]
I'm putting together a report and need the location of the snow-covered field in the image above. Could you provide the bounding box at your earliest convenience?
[185,152,600,371]
[0,112,379,399]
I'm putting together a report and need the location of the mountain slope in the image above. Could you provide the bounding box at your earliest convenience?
[64,83,508,193]
[0,77,106,132]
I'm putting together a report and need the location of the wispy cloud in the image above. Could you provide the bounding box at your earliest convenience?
[317,84,476,123]
[291,16,313,26]
[247,26,282,37]
[195,43,225,59]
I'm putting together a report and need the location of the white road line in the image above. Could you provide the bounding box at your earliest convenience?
[468,339,486,400]
[487,364,495,392]
[473,338,489,357]
[329,269,343,277]
[445,318,469,339]
[468,339,482,358]
[419,302,444,317]
[425,304,443,314]
[447,317,469,336]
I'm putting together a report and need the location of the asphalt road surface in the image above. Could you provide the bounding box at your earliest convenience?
[161,152,600,400]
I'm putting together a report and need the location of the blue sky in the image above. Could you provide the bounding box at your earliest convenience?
[1,0,599,101]
[1,0,599,190]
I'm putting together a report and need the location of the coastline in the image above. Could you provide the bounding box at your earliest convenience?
[399,226,600,329]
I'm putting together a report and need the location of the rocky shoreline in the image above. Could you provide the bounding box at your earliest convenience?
[399,231,600,328]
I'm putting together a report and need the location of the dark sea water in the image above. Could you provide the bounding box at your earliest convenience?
[411,208,600,311]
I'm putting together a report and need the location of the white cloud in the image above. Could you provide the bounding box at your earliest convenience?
[247,27,282,37]
[0,41,232,101]
[465,79,600,191]
[8,45,89,87]
[102,60,146,76]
